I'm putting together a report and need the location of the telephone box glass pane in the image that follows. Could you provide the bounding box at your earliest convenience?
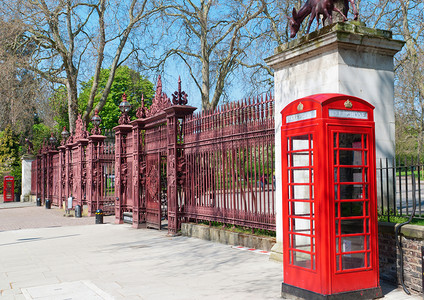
[340,184,365,199]
[339,167,365,182]
[293,218,312,232]
[294,252,312,268]
[340,219,364,234]
[338,133,363,148]
[292,169,310,183]
[339,151,363,165]
[341,236,365,251]
[340,202,364,217]
[342,253,365,270]
[290,185,310,199]
[291,152,310,167]
[291,135,311,150]
[290,201,313,216]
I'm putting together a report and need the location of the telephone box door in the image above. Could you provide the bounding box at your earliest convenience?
[329,126,379,293]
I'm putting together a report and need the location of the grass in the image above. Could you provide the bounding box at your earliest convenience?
[378,214,424,225]
[395,169,424,179]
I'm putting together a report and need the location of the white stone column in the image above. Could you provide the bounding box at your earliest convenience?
[265,21,404,260]
[21,154,36,202]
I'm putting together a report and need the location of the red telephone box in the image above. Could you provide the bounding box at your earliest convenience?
[280,94,382,299]
[3,176,15,202]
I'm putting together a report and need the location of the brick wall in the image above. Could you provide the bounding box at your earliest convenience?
[379,222,424,294]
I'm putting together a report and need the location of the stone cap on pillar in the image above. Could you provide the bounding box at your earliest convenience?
[88,134,107,142]
[266,21,405,69]
[21,154,36,161]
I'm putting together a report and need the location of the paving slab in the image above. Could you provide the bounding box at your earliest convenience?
[22,280,114,300]
[0,206,422,299]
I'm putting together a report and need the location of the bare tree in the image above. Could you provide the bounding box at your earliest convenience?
[360,0,424,158]
[1,0,163,132]
[0,17,42,134]
[140,0,268,110]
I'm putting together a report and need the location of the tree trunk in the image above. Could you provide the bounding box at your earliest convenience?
[200,5,211,111]
[66,79,78,133]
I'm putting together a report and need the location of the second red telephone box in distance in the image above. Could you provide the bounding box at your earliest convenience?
[3,176,15,202]
[280,94,382,299]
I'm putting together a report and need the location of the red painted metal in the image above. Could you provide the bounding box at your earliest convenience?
[280,94,380,297]
[114,77,196,233]
[182,94,275,231]
[31,159,37,196]
[30,76,277,235]
[114,124,133,223]
[51,153,60,206]
[99,138,116,215]
[146,153,162,229]
[70,116,89,207]
[86,134,106,216]
[3,176,14,202]
[30,114,110,214]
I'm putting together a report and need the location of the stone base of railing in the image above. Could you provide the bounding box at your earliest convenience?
[181,223,276,252]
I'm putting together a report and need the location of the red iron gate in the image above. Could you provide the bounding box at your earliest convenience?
[114,77,195,233]
[145,153,162,229]
[32,114,115,215]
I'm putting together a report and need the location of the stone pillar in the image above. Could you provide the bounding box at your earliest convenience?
[21,154,35,202]
[265,22,404,260]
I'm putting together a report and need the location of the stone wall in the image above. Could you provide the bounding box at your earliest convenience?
[181,223,276,252]
[379,222,424,294]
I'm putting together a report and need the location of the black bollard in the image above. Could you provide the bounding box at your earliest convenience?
[75,205,82,218]
[95,209,104,224]
[36,198,41,206]
[45,199,51,209]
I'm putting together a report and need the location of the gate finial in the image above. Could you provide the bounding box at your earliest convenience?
[136,94,147,119]
[146,75,171,117]
[172,76,188,105]
[118,93,132,125]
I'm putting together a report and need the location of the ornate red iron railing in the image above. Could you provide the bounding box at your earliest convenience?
[30,78,276,233]
[182,94,275,231]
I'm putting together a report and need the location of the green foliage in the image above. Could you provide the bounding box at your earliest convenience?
[78,66,154,130]
[49,86,69,132]
[378,208,424,225]
[0,126,19,160]
[31,123,51,154]
[378,215,424,226]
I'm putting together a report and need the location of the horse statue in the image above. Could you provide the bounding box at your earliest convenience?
[288,0,358,38]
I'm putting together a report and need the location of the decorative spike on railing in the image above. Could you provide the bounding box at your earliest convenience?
[185,94,274,135]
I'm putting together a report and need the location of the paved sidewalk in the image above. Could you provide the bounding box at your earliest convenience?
[0,201,36,209]
[0,205,115,232]
[0,207,421,299]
